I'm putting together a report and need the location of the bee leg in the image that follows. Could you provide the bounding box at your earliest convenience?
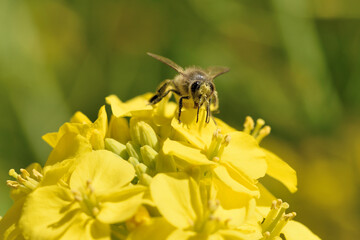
[211,91,220,113]
[205,102,211,123]
[178,96,189,123]
[196,106,200,123]
[149,80,178,104]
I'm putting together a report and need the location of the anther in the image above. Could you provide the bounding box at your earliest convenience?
[262,231,270,240]
[252,118,265,137]
[6,180,20,188]
[243,116,255,134]
[223,135,231,146]
[20,169,30,179]
[256,126,271,143]
[92,207,100,216]
[9,169,18,179]
[32,169,43,180]
[212,157,220,162]
[213,129,221,140]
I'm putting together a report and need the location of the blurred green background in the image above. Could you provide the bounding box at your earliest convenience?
[1,0,359,239]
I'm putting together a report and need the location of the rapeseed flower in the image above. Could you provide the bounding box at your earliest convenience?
[0,93,320,240]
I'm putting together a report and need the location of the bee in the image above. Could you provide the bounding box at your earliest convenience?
[147,52,229,123]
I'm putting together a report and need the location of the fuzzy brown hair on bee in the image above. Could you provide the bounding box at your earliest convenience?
[147,52,229,123]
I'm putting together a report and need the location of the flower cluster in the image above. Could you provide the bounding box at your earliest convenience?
[0,93,320,240]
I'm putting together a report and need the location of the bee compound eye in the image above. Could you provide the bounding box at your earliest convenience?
[191,81,201,94]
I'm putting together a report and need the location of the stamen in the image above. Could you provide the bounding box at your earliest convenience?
[32,169,43,180]
[207,130,231,160]
[8,168,40,191]
[8,169,18,179]
[243,116,255,134]
[261,199,295,240]
[256,126,271,143]
[20,169,30,179]
[92,207,100,216]
[6,180,20,188]
[252,118,265,137]
[262,231,270,240]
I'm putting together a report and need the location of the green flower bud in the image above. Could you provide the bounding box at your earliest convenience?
[105,138,128,159]
[126,141,140,160]
[140,145,158,170]
[130,118,159,150]
[128,157,140,168]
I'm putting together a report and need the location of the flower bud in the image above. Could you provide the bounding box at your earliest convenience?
[140,145,158,170]
[105,138,128,159]
[130,118,159,150]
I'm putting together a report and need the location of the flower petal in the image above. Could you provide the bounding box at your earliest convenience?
[70,150,135,196]
[213,165,259,203]
[150,173,202,229]
[262,148,297,193]
[45,133,92,166]
[171,108,217,149]
[127,217,175,240]
[19,186,78,240]
[222,132,267,180]
[97,185,146,224]
[219,228,262,240]
[106,94,153,118]
[281,221,321,240]
[163,139,215,166]
[0,197,25,239]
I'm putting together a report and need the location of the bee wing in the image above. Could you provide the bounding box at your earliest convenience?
[207,66,230,79]
[147,52,185,73]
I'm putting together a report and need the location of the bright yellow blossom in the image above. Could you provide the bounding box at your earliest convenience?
[18,150,145,240]
[1,93,320,240]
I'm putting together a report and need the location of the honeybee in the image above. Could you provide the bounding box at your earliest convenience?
[148,52,229,123]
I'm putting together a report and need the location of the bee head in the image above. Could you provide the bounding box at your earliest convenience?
[190,81,215,107]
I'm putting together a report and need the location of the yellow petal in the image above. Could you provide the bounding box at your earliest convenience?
[42,132,58,148]
[0,197,25,239]
[127,217,175,240]
[171,108,217,149]
[70,111,92,124]
[106,94,153,118]
[213,165,259,203]
[19,186,77,240]
[45,133,92,166]
[222,132,267,180]
[70,150,135,196]
[107,115,130,144]
[60,217,110,240]
[168,229,198,240]
[281,221,321,240]
[97,185,146,224]
[150,173,202,229]
[162,139,215,166]
[219,228,263,240]
[262,148,297,193]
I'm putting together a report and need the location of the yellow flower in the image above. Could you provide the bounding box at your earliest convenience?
[0,160,74,239]
[162,108,267,205]
[42,106,108,166]
[128,173,262,240]
[128,173,261,240]
[18,150,145,240]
